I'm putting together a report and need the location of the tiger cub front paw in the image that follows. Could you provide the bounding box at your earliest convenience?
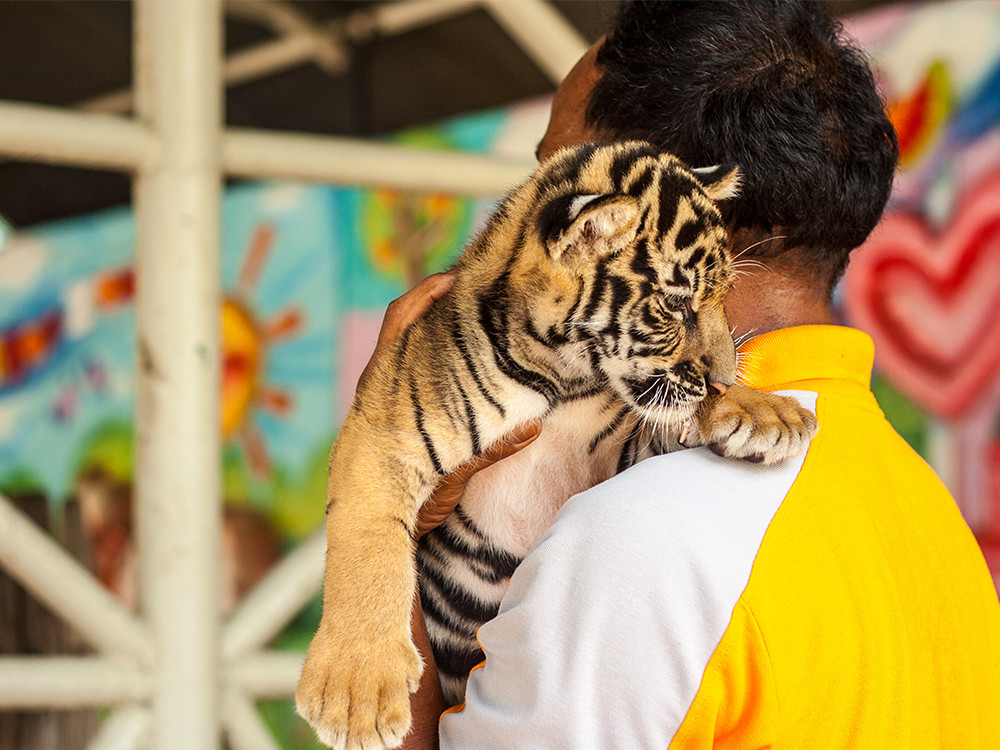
[296,622,423,750]
[692,384,817,465]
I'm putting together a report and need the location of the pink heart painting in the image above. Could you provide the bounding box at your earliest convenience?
[844,170,1000,419]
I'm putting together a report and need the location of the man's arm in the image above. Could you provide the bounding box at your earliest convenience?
[402,594,447,750]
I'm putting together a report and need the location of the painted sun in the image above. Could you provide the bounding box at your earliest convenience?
[221,223,303,476]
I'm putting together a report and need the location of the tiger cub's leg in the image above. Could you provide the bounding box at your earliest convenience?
[296,415,428,750]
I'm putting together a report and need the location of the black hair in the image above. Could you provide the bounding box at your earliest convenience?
[587,0,899,293]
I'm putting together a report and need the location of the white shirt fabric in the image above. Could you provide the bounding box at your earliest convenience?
[439,394,814,749]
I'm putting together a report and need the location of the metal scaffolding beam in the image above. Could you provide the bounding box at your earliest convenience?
[228,651,305,699]
[223,127,532,195]
[222,528,324,661]
[0,492,155,662]
[482,0,589,85]
[86,705,152,750]
[133,0,224,746]
[0,656,151,709]
[0,100,155,171]
[0,100,533,194]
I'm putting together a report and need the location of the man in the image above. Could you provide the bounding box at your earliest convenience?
[379,2,1000,747]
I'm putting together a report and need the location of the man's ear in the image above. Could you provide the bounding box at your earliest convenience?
[541,194,640,264]
[689,164,741,202]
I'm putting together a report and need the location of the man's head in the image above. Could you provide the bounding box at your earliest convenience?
[539,0,898,297]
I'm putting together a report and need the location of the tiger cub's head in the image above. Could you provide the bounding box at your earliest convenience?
[505,142,741,421]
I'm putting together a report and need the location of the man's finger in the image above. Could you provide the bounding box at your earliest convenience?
[450,422,542,482]
[414,422,542,539]
[380,270,457,343]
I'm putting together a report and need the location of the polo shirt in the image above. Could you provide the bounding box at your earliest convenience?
[440,325,1000,748]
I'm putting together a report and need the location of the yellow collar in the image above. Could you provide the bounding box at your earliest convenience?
[738,325,875,397]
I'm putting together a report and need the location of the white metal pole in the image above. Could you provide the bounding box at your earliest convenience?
[228,651,305,699]
[222,528,323,661]
[0,656,151,709]
[224,127,533,195]
[0,99,533,194]
[133,0,223,747]
[86,705,152,750]
[0,100,155,170]
[481,0,589,84]
[0,492,154,662]
[222,688,283,750]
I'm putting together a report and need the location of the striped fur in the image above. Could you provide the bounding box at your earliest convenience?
[296,142,818,749]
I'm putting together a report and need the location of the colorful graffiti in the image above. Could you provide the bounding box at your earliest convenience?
[844,0,1000,581]
[0,184,340,541]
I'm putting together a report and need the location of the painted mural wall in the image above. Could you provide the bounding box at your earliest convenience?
[844,0,1000,586]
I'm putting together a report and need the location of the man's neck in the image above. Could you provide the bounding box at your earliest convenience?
[724,267,833,342]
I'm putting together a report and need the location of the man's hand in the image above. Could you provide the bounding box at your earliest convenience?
[357,271,543,539]
[357,270,458,392]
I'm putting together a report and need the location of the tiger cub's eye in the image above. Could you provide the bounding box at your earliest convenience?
[662,294,689,313]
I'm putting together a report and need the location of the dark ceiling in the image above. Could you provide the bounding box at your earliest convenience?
[0,0,891,229]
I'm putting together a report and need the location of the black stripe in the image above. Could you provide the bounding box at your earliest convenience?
[676,216,708,250]
[657,172,682,238]
[669,263,688,288]
[625,165,655,197]
[588,405,629,454]
[452,505,489,543]
[561,382,609,403]
[609,142,652,190]
[418,577,478,639]
[478,275,561,404]
[538,143,597,192]
[617,424,644,473]
[409,372,446,476]
[685,245,707,269]
[524,317,551,347]
[418,552,503,624]
[639,302,662,330]
[563,279,587,331]
[451,319,506,419]
[454,377,482,456]
[429,638,488,680]
[610,148,637,190]
[581,258,612,322]
[606,274,633,319]
[630,236,655,279]
[424,513,522,582]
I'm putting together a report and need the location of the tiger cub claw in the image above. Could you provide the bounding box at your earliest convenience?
[296,625,423,750]
[692,383,818,465]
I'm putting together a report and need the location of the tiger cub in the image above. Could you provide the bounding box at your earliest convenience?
[296,142,817,749]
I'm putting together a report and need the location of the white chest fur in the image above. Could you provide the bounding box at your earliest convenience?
[458,393,630,558]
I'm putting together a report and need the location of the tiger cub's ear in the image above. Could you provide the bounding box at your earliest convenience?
[540,194,640,264]
[689,164,741,202]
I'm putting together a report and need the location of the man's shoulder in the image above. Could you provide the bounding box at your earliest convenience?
[552,391,818,551]
[512,391,818,623]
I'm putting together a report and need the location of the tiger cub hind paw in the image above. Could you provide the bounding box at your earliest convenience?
[693,384,818,465]
[295,634,423,750]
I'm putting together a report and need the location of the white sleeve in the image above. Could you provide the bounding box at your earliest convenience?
[438,410,811,750]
